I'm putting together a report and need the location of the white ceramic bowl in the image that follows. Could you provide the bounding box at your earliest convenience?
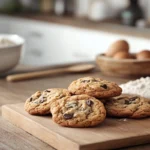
[0,34,24,74]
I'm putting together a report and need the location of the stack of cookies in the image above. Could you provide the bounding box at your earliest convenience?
[25,77,150,128]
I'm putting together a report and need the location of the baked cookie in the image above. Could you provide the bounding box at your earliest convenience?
[50,95,106,127]
[24,88,71,115]
[68,77,122,98]
[105,94,150,119]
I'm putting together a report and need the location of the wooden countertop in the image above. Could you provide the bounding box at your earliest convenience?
[2,13,150,39]
[0,67,150,150]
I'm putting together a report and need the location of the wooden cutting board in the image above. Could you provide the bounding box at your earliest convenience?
[2,103,150,150]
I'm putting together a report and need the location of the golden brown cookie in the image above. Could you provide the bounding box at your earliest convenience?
[68,77,122,98]
[105,94,150,119]
[24,88,71,115]
[50,95,106,127]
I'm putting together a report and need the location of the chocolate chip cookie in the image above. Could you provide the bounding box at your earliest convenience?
[105,94,150,119]
[50,95,106,127]
[24,88,71,115]
[68,77,122,98]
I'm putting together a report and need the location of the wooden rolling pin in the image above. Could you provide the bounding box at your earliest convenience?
[6,64,95,82]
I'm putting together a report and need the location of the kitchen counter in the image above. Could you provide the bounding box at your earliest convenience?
[2,13,150,39]
[0,67,150,150]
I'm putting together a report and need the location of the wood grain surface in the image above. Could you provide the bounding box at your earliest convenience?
[0,68,150,150]
[2,103,150,150]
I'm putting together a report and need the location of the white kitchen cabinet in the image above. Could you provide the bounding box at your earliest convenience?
[8,18,48,65]
[0,15,150,66]
[7,17,95,66]
[0,16,10,33]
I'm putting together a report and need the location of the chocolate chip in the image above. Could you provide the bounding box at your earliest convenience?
[63,114,73,120]
[129,96,138,101]
[124,96,138,104]
[81,80,90,83]
[59,94,65,99]
[125,100,130,104]
[45,90,51,92]
[29,97,33,102]
[100,84,107,89]
[86,100,94,106]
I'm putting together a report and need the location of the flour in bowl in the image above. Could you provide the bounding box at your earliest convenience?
[0,38,15,47]
[120,77,150,99]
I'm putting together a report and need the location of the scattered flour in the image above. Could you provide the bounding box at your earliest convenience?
[120,77,150,99]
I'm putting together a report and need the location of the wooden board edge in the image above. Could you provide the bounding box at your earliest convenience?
[2,104,150,150]
[80,135,150,150]
[1,104,80,150]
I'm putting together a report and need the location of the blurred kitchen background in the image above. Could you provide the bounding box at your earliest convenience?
[0,0,150,66]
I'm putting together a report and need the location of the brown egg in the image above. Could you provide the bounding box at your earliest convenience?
[113,51,131,59]
[106,40,129,57]
[136,50,150,60]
